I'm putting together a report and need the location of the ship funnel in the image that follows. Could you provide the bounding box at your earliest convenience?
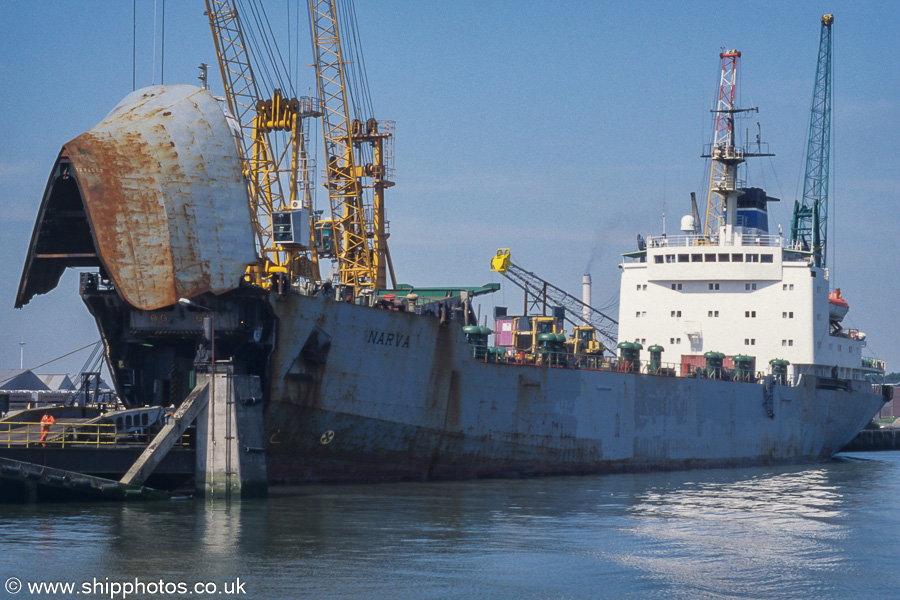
[582,274,592,324]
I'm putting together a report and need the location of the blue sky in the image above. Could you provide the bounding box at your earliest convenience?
[1,1,898,376]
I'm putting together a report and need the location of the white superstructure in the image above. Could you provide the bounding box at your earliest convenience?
[618,217,875,383]
[615,43,884,386]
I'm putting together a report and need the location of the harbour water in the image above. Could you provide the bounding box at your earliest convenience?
[3,452,900,600]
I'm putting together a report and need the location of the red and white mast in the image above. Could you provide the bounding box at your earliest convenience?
[703,50,742,236]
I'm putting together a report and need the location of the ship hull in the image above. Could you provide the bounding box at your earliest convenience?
[264,293,883,483]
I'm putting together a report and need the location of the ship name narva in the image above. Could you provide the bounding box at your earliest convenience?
[365,330,411,348]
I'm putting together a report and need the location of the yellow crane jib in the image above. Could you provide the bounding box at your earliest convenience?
[309,0,395,292]
[490,249,511,273]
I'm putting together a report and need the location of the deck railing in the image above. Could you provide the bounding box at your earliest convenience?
[468,348,770,384]
[645,233,789,249]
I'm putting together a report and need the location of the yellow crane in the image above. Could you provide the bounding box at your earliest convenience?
[308,0,395,294]
[490,249,618,349]
[205,0,321,288]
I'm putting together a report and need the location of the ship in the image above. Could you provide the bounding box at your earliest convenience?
[13,20,889,484]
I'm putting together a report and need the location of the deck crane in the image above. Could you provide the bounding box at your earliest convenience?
[490,249,618,349]
[791,14,833,269]
[308,0,395,294]
[205,0,322,288]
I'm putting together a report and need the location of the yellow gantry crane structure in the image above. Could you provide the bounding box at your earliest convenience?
[205,0,321,287]
[308,0,395,293]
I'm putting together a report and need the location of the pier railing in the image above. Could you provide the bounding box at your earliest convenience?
[0,422,192,449]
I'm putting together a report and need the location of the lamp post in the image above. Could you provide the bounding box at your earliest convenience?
[178,297,224,498]
[19,342,25,370]
[178,298,215,369]
[178,297,216,406]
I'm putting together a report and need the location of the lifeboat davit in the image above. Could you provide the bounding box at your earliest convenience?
[829,288,849,321]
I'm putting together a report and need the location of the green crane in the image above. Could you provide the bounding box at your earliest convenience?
[791,14,833,269]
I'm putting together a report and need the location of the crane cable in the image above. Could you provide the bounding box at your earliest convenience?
[0,342,101,387]
[236,0,293,97]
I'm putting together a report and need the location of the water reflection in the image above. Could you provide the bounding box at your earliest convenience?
[611,468,849,596]
[617,468,854,599]
[2,454,899,600]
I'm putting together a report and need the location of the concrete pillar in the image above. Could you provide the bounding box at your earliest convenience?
[195,364,267,499]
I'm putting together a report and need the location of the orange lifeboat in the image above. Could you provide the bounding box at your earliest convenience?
[828,288,849,321]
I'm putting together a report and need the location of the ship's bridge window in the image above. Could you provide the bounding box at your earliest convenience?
[746,253,759,262]
[666,254,676,263]
[708,283,720,290]
[718,253,730,262]
[732,253,744,262]
[671,283,682,290]
[761,254,773,263]
[745,283,757,290]
[691,254,702,262]
[654,255,663,264]
[705,254,716,262]
[678,254,689,262]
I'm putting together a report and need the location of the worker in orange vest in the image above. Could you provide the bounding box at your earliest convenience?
[40,413,55,447]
